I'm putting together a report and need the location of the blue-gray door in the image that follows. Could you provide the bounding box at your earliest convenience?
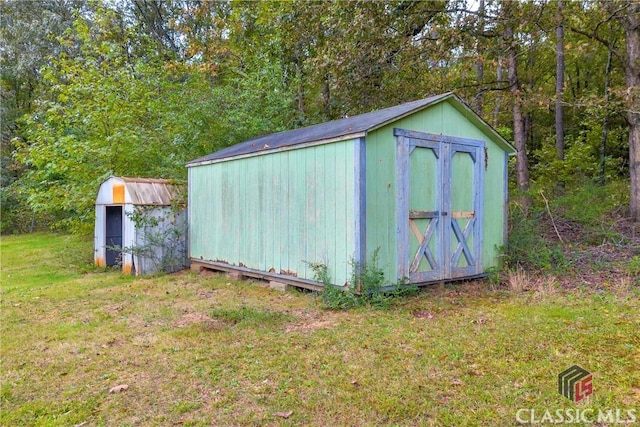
[395,128,484,282]
[105,206,123,267]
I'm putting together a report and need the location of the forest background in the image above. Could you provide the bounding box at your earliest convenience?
[2,0,639,264]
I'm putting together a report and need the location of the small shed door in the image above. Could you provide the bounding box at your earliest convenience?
[105,206,123,267]
[395,128,484,282]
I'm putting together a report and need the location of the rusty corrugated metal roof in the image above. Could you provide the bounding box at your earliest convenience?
[118,177,180,205]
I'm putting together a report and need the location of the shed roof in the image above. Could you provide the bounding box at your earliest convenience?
[96,176,181,206]
[187,92,514,166]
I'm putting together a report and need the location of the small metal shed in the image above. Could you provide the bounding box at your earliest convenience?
[187,93,516,289]
[94,176,187,275]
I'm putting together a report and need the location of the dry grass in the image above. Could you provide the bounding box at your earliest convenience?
[1,233,639,426]
[506,268,529,292]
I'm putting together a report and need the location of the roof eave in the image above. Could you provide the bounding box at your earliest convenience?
[186,131,367,167]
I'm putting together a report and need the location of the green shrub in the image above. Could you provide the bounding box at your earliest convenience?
[505,205,567,272]
[307,249,417,310]
[321,283,361,310]
[551,181,628,229]
[506,180,630,272]
[306,260,359,310]
[627,256,640,277]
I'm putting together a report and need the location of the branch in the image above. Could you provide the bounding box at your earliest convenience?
[594,4,630,34]
[452,80,511,92]
[445,7,500,20]
[541,191,565,246]
[569,24,622,62]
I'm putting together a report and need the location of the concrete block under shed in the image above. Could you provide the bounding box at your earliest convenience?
[268,281,289,292]
[227,271,245,281]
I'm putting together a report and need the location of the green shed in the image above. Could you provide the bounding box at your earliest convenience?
[187,93,515,289]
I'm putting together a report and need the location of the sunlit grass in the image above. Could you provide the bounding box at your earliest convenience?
[1,233,638,425]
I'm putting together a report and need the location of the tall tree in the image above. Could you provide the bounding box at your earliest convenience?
[570,0,640,220]
[13,4,293,230]
[502,1,530,193]
[492,56,504,128]
[3,0,637,232]
[0,0,88,232]
[475,0,486,114]
[555,0,565,162]
[0,0,85,132]
[600,44,613,184]
[622,2,640,220]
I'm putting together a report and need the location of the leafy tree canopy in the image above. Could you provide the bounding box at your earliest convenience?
[1,0,638,233]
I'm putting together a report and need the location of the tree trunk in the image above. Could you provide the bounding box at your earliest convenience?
[569,1,639,219]
[600,48,612,185]
[555,0,565,162]
[295,60,305,118]
[475,0,485,114]
[506,24,530,193]
[623,1,640,221]
[322,73,331,118]
[493,56,503,128]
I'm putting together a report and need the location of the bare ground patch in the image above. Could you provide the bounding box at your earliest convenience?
[173,312,218,328]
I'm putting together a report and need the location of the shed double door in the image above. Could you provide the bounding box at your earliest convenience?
[395,128,484,282]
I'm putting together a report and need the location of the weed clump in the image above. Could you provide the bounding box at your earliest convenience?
[505,205,568,272]
[307,249,417,310]
[210,306,291,327]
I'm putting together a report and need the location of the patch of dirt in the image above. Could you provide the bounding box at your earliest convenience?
[412,310,436,319]
[170,269,189,277]
[101,338,124,348]
[196,290,216,299]
[533,210,639,290]
[173,312,219,328]
[285,320,335,333]
[198,269,219,277]
[283,308,348,333]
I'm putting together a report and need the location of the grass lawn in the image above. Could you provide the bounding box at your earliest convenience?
[1,233,639,426]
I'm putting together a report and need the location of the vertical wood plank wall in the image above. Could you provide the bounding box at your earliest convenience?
[366,100,508,283]
[189,139,357,286]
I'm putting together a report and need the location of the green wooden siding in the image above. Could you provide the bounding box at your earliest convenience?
[363,122,397,283]
[365,99,508,282]
[189,139,356,285]
[189,96,511,287]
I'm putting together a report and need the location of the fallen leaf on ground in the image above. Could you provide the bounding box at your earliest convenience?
[109,384,129,394]
[412,310,436,319]
[275,411,293,419]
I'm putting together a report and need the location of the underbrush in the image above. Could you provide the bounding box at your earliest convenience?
[505,180,639,287]
[307,249,417,310]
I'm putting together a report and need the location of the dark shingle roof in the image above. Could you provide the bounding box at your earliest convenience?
[187,93,453,165]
